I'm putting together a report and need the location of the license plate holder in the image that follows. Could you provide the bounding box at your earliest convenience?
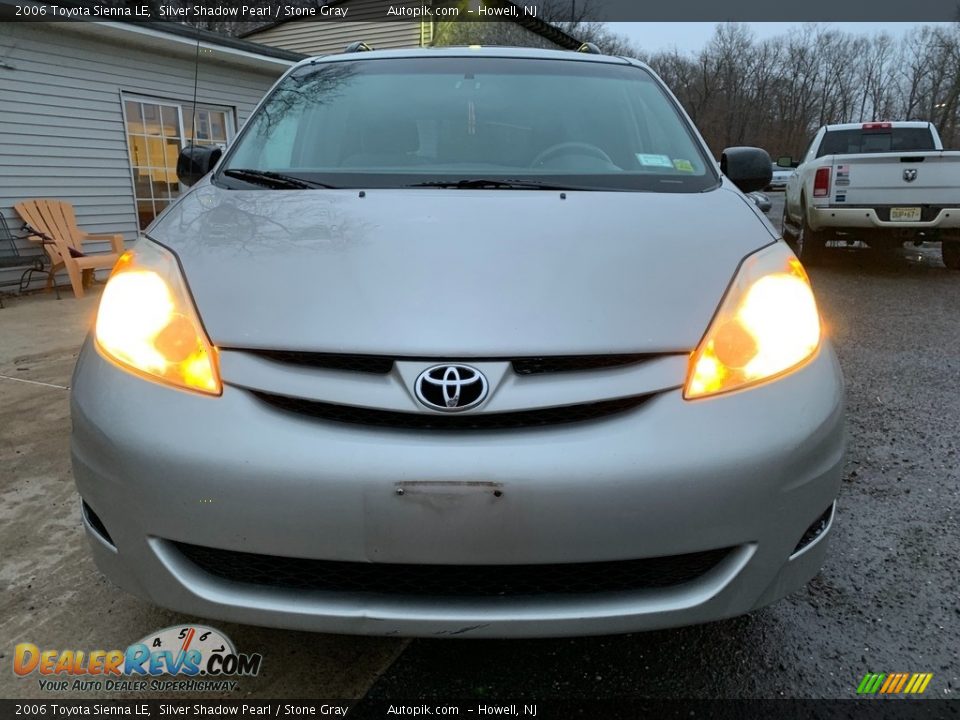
[363,481,511,563]
[890,206,921,222]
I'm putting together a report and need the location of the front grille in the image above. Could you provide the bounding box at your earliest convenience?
[241,350,394,374]
[236,351,660,377]
[174,543,731,597]
[252,392,650,430]
[511,354,654,375]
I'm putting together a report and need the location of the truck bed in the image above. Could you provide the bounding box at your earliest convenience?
[822,151,960,208]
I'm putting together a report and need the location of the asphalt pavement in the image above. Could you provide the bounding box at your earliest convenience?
[2,192,957,700]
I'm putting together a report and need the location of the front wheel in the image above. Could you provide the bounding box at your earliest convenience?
[942,240,960,270]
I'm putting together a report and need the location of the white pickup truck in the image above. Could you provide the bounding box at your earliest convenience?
[782,121,960,268]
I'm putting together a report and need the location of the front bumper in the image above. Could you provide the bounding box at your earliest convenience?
[71,340,845,638]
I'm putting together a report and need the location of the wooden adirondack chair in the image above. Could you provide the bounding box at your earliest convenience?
[14,199,124,299]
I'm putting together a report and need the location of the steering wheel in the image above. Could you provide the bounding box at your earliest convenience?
[531,142,615,168]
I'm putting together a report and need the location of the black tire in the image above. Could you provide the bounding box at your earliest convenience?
[942,240,960,270]
[796,199,828,264]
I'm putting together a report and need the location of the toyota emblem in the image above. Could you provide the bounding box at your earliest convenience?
[415,364,488,412]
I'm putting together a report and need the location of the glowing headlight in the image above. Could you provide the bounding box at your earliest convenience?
[95,240,220,395]
[684,243,821,399]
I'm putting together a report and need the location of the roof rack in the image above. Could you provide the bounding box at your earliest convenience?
[577,42,601,54]
[344,41,374,53]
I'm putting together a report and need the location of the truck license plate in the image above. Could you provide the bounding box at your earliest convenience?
[890,207,921,222]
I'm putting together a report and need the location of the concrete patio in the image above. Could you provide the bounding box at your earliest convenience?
[0,287,406,699]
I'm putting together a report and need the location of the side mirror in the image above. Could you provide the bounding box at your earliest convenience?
[776,155,794,168]
[720,147,772,193]
[176,144,222,187]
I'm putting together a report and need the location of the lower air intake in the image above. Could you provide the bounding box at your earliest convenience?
[174,543,732,598]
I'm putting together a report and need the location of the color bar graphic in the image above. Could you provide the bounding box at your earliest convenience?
[857,672,933,695]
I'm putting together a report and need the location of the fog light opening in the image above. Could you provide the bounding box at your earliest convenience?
[82,500,116,548]
[791,502,835,557]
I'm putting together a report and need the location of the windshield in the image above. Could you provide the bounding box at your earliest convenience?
[816,127,936,157]
[219,56,718,192]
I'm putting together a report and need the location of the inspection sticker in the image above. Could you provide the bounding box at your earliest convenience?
[636,153,674,168]
[672,159,695,172]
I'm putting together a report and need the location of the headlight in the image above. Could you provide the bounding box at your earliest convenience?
[684,243,820,399]
[95,239,221,395]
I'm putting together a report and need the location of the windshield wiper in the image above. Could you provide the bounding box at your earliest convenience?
[406,178,592,191]
[221,169,337,189]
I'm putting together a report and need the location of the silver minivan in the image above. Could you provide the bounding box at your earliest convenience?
[72,46,844,638]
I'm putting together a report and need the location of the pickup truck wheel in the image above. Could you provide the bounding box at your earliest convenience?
[942,241,960,270]
[797,203,827,264]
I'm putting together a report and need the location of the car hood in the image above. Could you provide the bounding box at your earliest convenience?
[149,182,775,356]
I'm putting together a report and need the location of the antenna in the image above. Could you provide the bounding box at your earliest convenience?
[190,35,201,147]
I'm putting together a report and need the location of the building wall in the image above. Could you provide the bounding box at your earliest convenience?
[0,22,287,288]
[431,20,568,50]
[244,0,424,56]
[243,0,577,55]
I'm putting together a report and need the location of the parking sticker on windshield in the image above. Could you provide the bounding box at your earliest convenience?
[672,159,695,172]
[637,153,674,168]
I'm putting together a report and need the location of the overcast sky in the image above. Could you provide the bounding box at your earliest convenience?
[613,22,952,54]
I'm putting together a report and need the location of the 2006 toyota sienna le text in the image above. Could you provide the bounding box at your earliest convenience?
[71,46,845,638]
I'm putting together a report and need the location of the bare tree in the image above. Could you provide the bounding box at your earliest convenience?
[178,9,960,153]
[645,22,960,157]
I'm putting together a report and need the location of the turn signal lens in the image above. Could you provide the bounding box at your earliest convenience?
[684,244,820,399]
[95,240,221,395]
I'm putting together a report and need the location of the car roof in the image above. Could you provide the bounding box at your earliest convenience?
[291,45,641,72]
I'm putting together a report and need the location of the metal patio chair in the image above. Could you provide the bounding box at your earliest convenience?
[0,210,55,308]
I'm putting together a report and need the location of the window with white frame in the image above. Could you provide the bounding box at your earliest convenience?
[122,96,235,229]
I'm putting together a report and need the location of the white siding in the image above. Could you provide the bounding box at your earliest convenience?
[245,0,424,56]
[245,20,423,56]
[0,22,288,289]
[432,21,570,49]
[243,0,578,56]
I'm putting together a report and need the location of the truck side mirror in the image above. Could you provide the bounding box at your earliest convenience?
[177,144,223,187]
[720,147,772,193]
